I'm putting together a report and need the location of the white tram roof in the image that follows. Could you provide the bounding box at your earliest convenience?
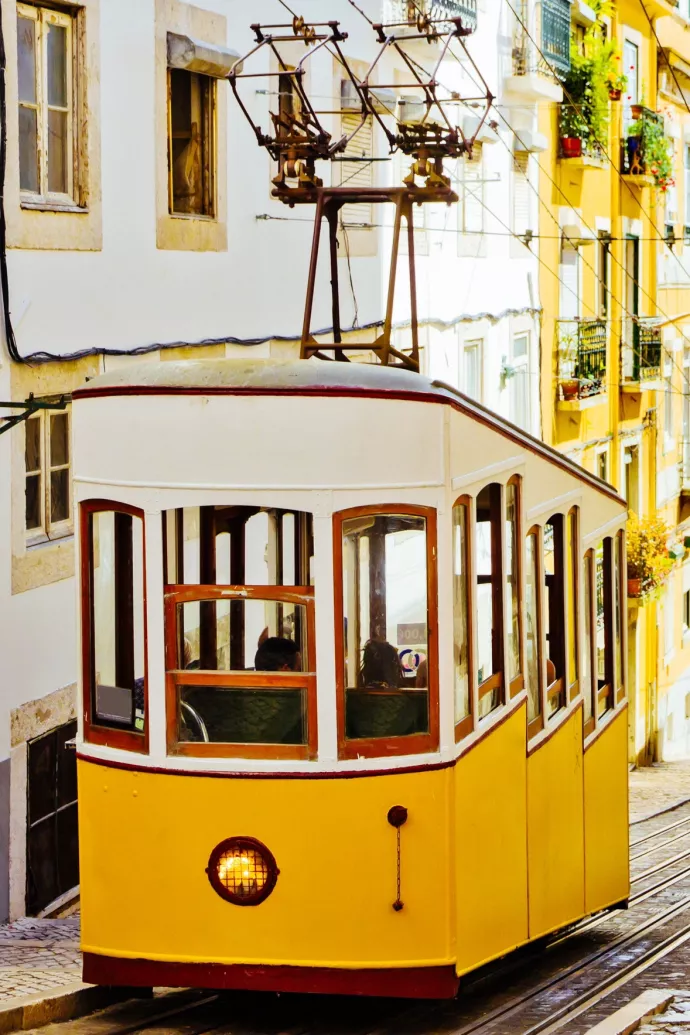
[74,359,625,506]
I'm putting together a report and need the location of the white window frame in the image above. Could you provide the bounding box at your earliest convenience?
[17,2,75,207]
[509,332,531,431]
[594,443,610,484]
[460,337,483,402]
[24,404,73,545]
[621,436,642,515]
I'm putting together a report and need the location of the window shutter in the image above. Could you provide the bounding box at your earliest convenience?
[340,113,374,229]
[512,152,530,236]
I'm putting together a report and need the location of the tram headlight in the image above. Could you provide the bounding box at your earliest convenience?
[206,837,279,906]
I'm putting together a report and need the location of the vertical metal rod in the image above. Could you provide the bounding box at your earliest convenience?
[382,193,405,366]
[406,198,419,370]
[301,190,325,357]
[327,203,343,350]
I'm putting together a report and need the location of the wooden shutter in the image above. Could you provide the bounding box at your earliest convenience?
[340,113,374,229]
[512,152,530,236]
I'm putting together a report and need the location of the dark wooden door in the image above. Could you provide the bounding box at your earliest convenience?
[26,720,79,915]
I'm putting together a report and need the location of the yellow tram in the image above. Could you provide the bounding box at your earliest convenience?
[73,359,629,999]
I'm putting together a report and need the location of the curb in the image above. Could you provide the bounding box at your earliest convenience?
[0,982,140,1034]
[583,990,675,1034]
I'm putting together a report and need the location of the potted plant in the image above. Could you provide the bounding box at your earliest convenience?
[626,514,674,599]
[558,326,579,398]
[560,103,586,157]
[640,111,675,192]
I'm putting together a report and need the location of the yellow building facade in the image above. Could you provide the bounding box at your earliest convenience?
[538,0,686,763]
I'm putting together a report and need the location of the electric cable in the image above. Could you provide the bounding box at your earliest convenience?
[0,0,21,363]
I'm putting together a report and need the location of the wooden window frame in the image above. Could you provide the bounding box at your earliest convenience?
[164,584,317,761]
[25,405,73,545]
[596,538,615,719]
[544,514,567,718]
[17,3,77,207]
[80,499,149,754]
[567,507,580,704]
[453,494,474,743]
[615,530,626,706]
[475,483,505,715]
[526,524,545,740]
[167,67,216,219]
[506,475,524,699]
[583,548,596,739]
[333,504,440,760]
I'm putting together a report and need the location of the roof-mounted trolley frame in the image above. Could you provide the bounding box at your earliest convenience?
[228,10,493,372]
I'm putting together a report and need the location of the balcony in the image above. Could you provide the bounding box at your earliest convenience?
[505,0,571,103]
[382,0,478,30]
[621,317,663,391]
[621,108,664,185]
[556,319,608,409]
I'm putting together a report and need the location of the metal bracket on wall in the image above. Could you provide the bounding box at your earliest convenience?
[0,395,69,437]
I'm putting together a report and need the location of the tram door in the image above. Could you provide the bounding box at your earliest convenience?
[26,720,79,915]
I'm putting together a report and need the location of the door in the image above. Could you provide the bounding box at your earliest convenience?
[26,720,79,915]
[623,236,640,380]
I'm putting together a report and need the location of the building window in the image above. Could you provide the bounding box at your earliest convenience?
[598,233,610,319]
[25,406,71,542]
[683,586,690,638]
[509,333,530,430]
[453,497,473,740]
[462,338,483,401]
[623,39,639,128]
[596,446,609,483]
[476,483,504,718]
[583,549,595,736]
[614,531,625,700]
[567,508,579,699]
[512,151,530,237]
[458,144,483,234]
[340,102,374,229]
[665,366,675,447]
[81,502,148,753]
[596,538,614,717]
[335,506,439,759]
[168,69,215,217]
[17,3,76,204]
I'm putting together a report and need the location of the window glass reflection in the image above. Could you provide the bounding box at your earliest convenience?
[453,502,470,727]
[525,531,541,724]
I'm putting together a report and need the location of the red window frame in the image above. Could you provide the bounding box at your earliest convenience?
[453,494,474,743]
[164,584,318,761]
[333,504,440,760]
[506,475,524,700]
[80,499,149,754]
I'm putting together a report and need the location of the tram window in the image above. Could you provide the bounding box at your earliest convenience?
[567,509,579,698]
[583,550,595,733]
[614,532,625,699]
[176,598,308,672]
[596,539,614,717]
[165,590,316,758]
[476,483,503,719]
[525,529,542,732]
[83,503,147,750]
[453,498,472,738]
[162,506,314,588]
[337,509,437,756]
[506,478,523,696]
[544,515,566,717]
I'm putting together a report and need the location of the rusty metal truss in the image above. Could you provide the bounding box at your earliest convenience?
[228,10,493,371]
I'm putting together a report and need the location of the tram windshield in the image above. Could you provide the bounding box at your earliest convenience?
[340,512,430,741]
[163,506,316,757]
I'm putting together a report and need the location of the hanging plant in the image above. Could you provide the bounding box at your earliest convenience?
[559,10,625,155]
[626,514,674,599]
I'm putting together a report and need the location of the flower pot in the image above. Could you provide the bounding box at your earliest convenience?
[560,379,580,400]
[631,104,643,120]
[627,577,643,598]
[609,88,622,101]
[561,136,582,159]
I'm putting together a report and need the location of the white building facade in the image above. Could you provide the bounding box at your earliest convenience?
[0,0,543,919]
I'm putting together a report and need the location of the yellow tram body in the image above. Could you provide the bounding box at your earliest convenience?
[73,361,629,998]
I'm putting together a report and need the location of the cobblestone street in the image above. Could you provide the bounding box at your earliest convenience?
[629,763,690,823]
[0,917,81,1003]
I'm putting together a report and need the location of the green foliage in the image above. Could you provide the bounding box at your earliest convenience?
[632,110,675,192]
[627,514,675,598]
[559,13,627,150]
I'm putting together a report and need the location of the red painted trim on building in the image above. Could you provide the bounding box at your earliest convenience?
[72,384,625,507]
[82,953,460,999]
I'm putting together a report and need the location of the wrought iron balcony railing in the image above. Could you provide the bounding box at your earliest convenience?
[621,316,663,384]
[383,0,477,30]
[557,319,607,402]
[621,108,664,177]
[512,0,571,80]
